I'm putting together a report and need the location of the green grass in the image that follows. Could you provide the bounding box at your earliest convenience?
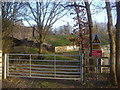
[42,51,78,60]
[12,46,39,54]
[101,35,109,45]
[40,81,58,88]
[31,51,78,65]
[45,34,77,46]
[35,34,109,46]
[11,46,78,65]
[57,51,79,55]
[101,41,110,45]
[12,34,110,55]
[45,34,110,46]
[27,47,39,54]
[12,46,78,60]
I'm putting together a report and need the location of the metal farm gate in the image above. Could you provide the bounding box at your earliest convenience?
[4,54,84,81]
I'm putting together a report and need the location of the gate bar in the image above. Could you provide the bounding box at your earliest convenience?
[4,54,7,79]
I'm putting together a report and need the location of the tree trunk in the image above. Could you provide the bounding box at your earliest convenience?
[84,0,94,72]
[74,2,84,53]
[39,42,43,54]
[39,33,43,54]
[32,27,35,37]
[38,31,43,54]
[115,1,120,88]
[105,1,117,86]
[84,0,93,53]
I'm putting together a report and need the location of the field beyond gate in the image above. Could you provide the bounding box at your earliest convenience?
[4,54,82,81]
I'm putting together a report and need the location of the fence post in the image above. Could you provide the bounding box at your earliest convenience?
[0,50,2,80]
[30,55,31,77]
[80,51,84,82]
[4,54,7,79]
[54,54,56,78]
[81,54,84,82]
[97,58,98,80]
[7,54,9,76]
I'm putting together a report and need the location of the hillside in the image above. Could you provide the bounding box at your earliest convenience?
[45,34,77,46]
[10,34,109,54]
[45,34,109,46]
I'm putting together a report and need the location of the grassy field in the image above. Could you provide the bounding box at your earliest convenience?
[45,34,77,46]
[101,35,109,45]
[45,34,109,46]
[11,34,109,54]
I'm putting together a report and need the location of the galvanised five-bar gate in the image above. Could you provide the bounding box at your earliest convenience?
[4,54,84,81]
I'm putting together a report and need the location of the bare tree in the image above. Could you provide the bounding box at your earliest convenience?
[24,1,69,54]
[67,1,93,53]
[84,0,93,53]
[2,2,26,53]
[105,0,117,85]
[115,1,120,88]
[66,2,89,53]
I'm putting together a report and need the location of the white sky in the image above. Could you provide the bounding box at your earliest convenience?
[23,1,117,28]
